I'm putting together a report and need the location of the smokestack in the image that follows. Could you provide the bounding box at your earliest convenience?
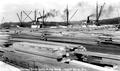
[87,16,90,23]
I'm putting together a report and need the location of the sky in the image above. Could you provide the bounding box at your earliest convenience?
[0,0,120,22]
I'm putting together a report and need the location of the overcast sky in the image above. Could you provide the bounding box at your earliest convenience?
[0,0,120,22]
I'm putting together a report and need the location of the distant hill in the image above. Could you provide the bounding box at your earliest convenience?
[0,22,32,28]
[98,17,120,25]
[70,17,120,25]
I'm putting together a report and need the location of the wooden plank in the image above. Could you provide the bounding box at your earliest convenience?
[75,51,120,60]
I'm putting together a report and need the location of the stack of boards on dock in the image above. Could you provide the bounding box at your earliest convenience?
[0,28,120,71]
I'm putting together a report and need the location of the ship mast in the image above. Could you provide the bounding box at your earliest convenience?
[34,10,37,25]
[42,9,45,28]
[66,5,69,26]
[96,2,99,26]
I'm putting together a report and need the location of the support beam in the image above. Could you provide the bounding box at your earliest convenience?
[23,11,33,21]
[17,13,23,27]
[17,13,21,22]
[98,3,105,20]
[23,11,32,21]
[69,9,78,20]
